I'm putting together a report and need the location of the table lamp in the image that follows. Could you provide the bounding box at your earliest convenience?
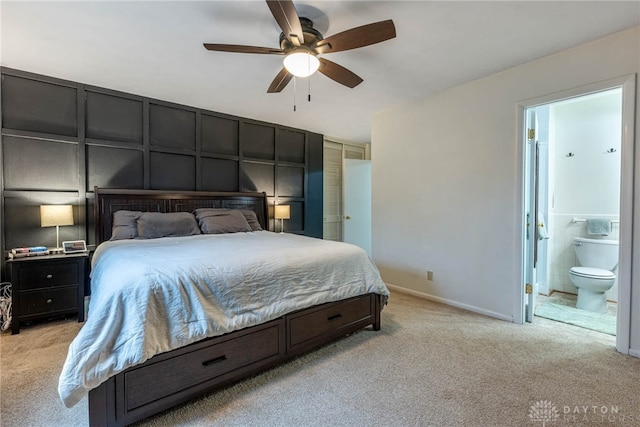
[274,205,290,233]
[40,205,74,252]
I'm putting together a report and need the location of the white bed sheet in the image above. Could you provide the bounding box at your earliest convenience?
[58,231,388,407]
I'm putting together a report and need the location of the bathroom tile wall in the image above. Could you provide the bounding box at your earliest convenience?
[546,89,622,304]
[548,213,619,301]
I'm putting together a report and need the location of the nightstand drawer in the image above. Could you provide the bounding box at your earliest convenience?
[17,262,79,290]
[19,287,78,317]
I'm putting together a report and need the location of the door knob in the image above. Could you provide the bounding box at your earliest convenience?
[345,216,351,220]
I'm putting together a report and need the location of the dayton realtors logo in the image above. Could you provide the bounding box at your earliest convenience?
[529,401,637,424]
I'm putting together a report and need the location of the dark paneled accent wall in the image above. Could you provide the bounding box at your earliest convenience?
[0,67,323,275]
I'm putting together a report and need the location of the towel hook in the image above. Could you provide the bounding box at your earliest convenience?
[566,152,575,158]
[606,148,617,153]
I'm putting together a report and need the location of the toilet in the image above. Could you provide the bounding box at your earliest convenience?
[569,237,618,313]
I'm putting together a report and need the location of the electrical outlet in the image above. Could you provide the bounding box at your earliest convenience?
[427,271,434,281]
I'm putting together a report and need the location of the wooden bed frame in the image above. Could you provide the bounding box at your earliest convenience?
[87,188,383,426]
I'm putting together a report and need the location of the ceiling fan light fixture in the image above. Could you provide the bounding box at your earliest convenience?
[283,51,320,78]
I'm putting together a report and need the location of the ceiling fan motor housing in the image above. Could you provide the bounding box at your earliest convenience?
[279,17,323,51]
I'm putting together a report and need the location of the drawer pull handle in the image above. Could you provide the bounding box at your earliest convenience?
[46,274,53,279]
[328,313,342,321]
[202,355,227,366]
[46,299,53,304]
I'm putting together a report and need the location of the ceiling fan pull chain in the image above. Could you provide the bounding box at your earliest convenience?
[307,55,312,102]
[293,76,297,112]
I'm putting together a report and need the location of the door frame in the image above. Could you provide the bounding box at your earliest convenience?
[516,74,636,354]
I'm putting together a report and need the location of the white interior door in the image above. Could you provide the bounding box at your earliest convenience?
[343,159,372,256]
[524,108,539,323]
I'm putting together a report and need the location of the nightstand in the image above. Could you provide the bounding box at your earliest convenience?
[7,252,88,334]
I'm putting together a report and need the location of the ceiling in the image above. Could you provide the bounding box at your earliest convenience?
[2,1,639,143]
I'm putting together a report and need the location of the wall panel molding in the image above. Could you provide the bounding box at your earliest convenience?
[1,67,323,275]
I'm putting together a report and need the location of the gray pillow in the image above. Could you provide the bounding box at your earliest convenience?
[194,209,252,234]
[136,212,201,239]
[240,210,263,231]
[110,210,142,240]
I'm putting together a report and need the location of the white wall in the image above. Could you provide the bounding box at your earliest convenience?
[371,27,639,350]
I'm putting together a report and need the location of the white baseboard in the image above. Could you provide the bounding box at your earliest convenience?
[385,283,514,322]
[628,348,640,358]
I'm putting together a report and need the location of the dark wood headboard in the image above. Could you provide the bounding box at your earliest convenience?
[94,188,269,244]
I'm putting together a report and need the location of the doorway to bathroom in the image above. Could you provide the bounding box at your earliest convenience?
[520,75,635,353]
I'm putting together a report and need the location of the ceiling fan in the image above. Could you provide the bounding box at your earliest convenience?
[203,0,396,93]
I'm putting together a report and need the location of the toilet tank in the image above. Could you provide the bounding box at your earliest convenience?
[573,237,619,270]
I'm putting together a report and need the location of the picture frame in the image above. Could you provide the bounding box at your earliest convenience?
[62,240,87,254]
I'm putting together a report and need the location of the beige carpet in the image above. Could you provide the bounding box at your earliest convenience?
[1,291,639,427]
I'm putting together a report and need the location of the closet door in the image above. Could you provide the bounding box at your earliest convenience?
[323,142,343,241]
[323,141,367,241]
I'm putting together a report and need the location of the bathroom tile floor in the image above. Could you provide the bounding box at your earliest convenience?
[535,292,617,336]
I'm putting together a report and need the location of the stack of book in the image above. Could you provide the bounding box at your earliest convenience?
[8,246,50,259]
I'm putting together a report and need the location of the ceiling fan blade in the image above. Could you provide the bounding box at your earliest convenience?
[203,43,284,55]
[267,67,293,93]
[317,58,363,89]
[313,19,396,54]
[266,0,304,47]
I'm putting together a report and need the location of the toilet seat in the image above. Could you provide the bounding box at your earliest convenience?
[570,266,615,279]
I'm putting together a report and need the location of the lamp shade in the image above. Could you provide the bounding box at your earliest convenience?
[283,51,319,78]
[274,205,291,220]
[40,205,74,227]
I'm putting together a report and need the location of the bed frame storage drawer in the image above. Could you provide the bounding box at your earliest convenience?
[287,294,375,352]
[110,319,286,424]
[89,294,382,427]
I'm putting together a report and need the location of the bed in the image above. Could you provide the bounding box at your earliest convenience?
[58,188,388,426]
